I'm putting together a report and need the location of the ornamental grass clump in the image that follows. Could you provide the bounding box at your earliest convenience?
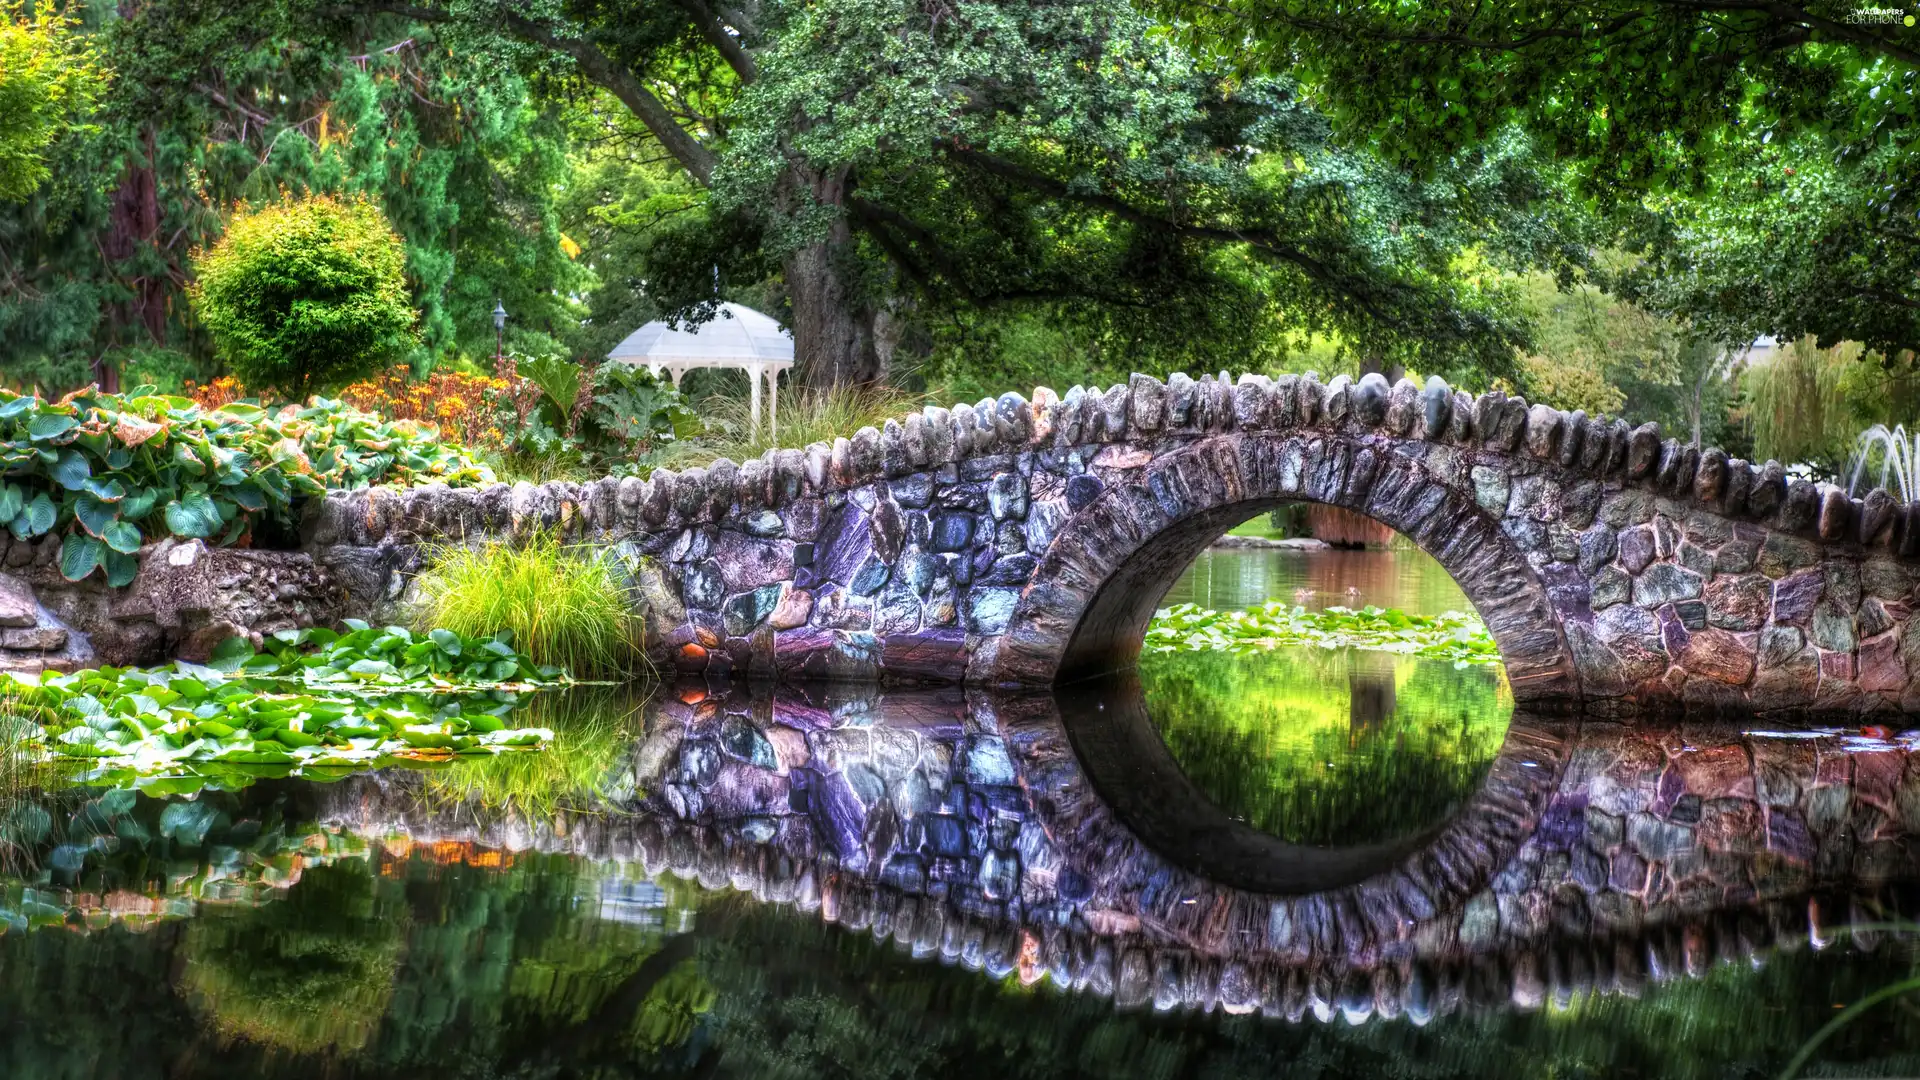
[417,535,645,678]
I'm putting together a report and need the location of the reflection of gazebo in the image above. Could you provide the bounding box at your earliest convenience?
[607,302,795,440]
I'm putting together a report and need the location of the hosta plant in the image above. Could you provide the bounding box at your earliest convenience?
[0,385,493,584]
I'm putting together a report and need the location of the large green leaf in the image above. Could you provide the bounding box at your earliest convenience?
[74,494,118,538]
[119,486,159,521]
[101,520,143,555]
[27,413,76,441]
[103,549,138,587]
[82,477,126,501]
[0,484,20,524]
[48,449,90,490]
[59,534,104,582]
[172,442,206,476]
[162,492,222,539]
[14,493,55,538]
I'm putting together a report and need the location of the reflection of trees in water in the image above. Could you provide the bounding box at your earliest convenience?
[4,857,1920,1079]
[1173,541,1473,617]
[1137,646,1510,846]
[1347,649,1397,732]
[180,862,408,1056]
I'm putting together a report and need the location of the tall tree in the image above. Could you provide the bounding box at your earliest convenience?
[354,0,1575,389]
[1,3,587,391]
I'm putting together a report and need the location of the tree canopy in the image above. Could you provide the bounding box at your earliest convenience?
[1159,0,1920,356]
[349,0,1581,386]
[0,3,105,203]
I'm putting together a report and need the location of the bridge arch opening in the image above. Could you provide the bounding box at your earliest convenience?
[1132,502,1514,852]
[997,433,1579,704]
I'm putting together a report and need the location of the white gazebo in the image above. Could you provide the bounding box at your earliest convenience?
[607,302,795,441]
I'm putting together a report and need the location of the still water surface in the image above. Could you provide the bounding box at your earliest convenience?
[0,546,1916,1077]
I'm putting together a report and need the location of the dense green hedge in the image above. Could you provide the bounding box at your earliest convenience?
[0,385,493,583]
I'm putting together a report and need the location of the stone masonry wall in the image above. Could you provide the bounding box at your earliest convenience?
[0,534,338,672]
[305,370,1920,713]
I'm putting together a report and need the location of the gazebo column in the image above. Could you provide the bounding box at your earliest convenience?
[756,363,771,443]
[748,362,764,439]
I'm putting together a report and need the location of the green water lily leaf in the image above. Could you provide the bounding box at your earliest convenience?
[429,628,462,655]
[59,534,103,581]
[207,636,254,673]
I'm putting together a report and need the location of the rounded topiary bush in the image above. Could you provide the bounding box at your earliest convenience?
[190,193,417,403]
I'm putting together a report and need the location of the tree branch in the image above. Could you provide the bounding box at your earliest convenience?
[672,0,757,82]
[946,147,1405,325]
[336,2,719,183]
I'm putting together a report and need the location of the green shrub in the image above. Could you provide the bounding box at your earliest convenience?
[190,193,418,402]
[0,386,492,582]
[416,534,645,677]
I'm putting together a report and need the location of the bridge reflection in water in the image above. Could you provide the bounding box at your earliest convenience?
[8,679,1914,1038]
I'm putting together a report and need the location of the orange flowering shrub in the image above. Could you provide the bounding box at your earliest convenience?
[191,367,512,450]
[336,367,511,450]
[186,375,248,409]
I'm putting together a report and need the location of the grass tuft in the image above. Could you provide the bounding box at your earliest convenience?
[671,383,932,465]
[416,533,645,678]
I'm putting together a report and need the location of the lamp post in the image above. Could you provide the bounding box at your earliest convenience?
[492,301,507,368]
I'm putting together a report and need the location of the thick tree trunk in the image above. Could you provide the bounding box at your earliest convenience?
[783,167,883,390]
[97,125,166,392]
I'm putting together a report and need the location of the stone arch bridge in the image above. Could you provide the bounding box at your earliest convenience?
[310,371,1920,713]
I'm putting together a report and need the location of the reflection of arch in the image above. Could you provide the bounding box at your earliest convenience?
[993,434,1577,701]
[1002,677,1570,955]
[1044,671,1538,896]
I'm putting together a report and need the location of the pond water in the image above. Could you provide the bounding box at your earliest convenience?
[2,546,1919,1077]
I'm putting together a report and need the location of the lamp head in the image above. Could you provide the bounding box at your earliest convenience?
[492,301,507,331]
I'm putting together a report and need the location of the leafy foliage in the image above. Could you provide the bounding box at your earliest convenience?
[496,354,697,476]
[189,193,418,402]
[0,386,493,580]
[416,533,646,677]
[336,366,514,450]
[0,622,560,786]
[1145,602,1501,666]
[0,3,106,203]
[220,620,562,689]
[1166,0,1920,356]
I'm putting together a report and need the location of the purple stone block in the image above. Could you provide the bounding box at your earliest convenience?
[815,503,874,585]
[1772,568,1824,624]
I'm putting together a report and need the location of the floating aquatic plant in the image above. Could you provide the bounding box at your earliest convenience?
[1143,602,1501,666]
[0,624,561,788]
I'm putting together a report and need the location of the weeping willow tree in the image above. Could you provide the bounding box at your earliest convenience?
[1741,337,1920,476]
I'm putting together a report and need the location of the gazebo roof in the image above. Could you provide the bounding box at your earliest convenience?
[606,302,794,364]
